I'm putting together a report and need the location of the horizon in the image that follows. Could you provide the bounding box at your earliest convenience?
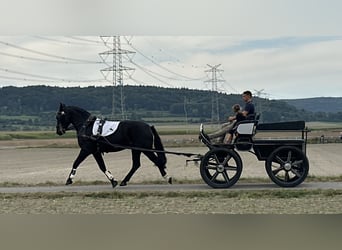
[1,84,340,101]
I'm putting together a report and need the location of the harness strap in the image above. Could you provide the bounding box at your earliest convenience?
[96,119,106,136]
[81,135,200,158]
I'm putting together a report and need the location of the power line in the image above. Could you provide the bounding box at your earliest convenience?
[68,36,104,44]
[127,56,204,82]
[0,51,99,64]
[0,67,104,83]
[137,37,207,70]
[124,37,206,81]
[0,40,102,64]
[127,58,175,88]
[0,75,55,83]
[33,36,104,47]
[124,73,151,86]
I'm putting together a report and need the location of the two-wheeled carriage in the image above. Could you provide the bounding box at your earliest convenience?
[197,118,310,188]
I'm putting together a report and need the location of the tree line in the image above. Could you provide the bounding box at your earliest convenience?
[0,85,341,130]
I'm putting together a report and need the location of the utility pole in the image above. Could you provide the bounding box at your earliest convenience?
[253,88,268,122]
[99,36,135,119]
[205,64,225,124]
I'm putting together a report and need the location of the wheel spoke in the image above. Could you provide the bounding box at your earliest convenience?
[287,151,292,162]
[225,165,237,171]
[201,149,242,188]
[266,146,308,187]
[292,160,303,166]
[222,155,232,166]
[275,156,285,164]
[272,165,284,175]
[290,168,302,177]
[205,161,218,169]
[205,165,217,170]
[285,171,290,182]
[213,155,220,164]
[222,171,230,183]
[210,171,219,181]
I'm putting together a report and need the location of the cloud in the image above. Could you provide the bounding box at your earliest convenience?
[0,36,341,99]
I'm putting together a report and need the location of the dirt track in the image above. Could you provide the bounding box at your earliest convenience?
[0,140,341,185]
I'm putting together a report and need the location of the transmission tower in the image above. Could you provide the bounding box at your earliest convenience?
[253,88,269,122]
[99,36,135,119]
[205,64,225,124]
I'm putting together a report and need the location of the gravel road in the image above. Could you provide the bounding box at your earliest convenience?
[0,182,342,193]
[0,142,341,191]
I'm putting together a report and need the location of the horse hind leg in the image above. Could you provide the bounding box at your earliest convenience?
[93,152,118,188]
[120,150,141,186]
[143,151,172,184]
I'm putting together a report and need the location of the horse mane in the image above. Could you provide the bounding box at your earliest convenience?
[66,105,91,118]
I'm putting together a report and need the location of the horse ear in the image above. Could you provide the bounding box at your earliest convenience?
[59,103,65,111]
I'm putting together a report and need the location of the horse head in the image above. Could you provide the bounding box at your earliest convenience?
[56,103,71,135]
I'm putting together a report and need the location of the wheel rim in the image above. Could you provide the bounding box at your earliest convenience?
[201,149,242,188]
[266,146,308,186]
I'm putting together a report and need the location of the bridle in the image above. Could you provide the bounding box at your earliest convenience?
[56,110,72,135]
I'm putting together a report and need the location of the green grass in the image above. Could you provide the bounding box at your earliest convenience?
[0,175,341,188]
[0,131,76,140]
[1,189,341,200]
[0,115,39,121]
[0,121,341,144]
[306,121,342,130]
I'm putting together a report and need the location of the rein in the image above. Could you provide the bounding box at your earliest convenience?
[81,134,200,158]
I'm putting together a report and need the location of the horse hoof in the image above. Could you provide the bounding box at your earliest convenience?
[120,181,127,186]
[65,178,73,185]
[111,179,118,188]
[168,177,173,184]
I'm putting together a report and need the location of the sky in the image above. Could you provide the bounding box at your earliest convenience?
[0,0,342,99]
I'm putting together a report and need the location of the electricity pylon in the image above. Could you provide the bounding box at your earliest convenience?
[99,36,135,119]
[205,64,225,124]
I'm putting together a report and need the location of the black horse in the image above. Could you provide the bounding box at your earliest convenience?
[55,103,172,188]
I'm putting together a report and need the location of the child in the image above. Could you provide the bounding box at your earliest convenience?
[223,104,245,143]
[207,104,242,143]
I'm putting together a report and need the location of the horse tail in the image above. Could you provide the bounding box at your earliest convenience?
[150,125,167,166]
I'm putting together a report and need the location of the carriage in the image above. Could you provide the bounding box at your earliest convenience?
[56,104,310,189]
[196,117,310,188]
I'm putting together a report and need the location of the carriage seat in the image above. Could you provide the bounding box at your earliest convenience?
[235,113,260,136]
[92,118,120,137]
[232,114,260,150]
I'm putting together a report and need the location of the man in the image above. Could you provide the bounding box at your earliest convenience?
[205,90,255,143]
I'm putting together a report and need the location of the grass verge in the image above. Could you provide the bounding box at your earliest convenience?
[0,175,341,187]
[1,189,341,214]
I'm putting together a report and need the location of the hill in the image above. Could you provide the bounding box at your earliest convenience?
[0,85,341,130]
[283,97,342,113]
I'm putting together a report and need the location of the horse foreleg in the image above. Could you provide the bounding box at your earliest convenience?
[66,149,90,185]
[120,150,142,186]
[143,151,172,184]
[93,152,118,188]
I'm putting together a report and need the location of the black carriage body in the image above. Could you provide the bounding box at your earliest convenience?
[253,139,304,161]
[252,121,308,160]
[199,119,310,188]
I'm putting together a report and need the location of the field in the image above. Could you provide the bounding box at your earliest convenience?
[0,122,342,214]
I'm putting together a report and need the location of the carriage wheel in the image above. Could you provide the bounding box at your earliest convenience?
[200,148,242,188]
[265,146,309,187]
